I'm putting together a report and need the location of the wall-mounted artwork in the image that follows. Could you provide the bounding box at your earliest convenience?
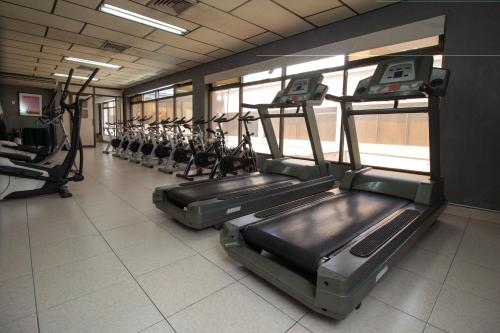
[19,93,42,117]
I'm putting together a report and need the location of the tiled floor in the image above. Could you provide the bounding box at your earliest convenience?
[1,147,499,333]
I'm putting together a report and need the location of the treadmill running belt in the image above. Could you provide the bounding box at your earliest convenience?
[165,174,294,208]
[242,191,409,274]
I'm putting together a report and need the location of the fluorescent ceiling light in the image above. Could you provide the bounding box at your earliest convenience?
[99,3,187,35]
[53,73,99,81]
[64,57,121,69]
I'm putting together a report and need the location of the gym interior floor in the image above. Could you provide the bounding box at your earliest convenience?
[1,145,499,333]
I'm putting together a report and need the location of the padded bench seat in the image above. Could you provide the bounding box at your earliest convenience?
[166,173,293,208]
[242,191,409,274]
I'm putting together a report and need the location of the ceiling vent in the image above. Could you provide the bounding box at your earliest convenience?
[99,41,130,53]
[147,0,197,14]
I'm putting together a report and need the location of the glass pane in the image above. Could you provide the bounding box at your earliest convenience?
[212,77,240,87]
[348,36,440,61]
[242,81,282,154]
[175,84,193,94]
[211,88,239,147]
[158,98,174,121]
[175,95,193,122]
[286,55,345,75]
[131,103,142,123]
[131,95,142,103]
[158,88,174,98]
[143,92,156,101]
[242,68,282,83]
[143,101,157,121]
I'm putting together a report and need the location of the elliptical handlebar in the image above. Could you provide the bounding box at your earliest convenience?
[60,68,99,110]
[238,111,259,122]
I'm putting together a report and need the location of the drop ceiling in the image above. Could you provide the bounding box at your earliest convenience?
[0,0,396,89]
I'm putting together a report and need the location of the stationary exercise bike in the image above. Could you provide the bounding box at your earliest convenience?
[0,68,98,200]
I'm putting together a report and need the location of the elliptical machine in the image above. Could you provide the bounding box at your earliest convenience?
[0,68,98,200]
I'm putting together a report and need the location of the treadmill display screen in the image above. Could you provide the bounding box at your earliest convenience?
[289,78,309,95]
[379,61,416,84]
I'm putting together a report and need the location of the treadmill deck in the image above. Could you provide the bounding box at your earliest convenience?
[242,191,409,274]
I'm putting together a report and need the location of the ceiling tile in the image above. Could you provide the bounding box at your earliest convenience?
[246,31,282,45]
[107,0,200,31]
[124,48,184,65]
[0,17,46,36]
[4,0,55,12]
[35,63,57,71]
[82,25,162,51]
[156,44,216,63]
[3,53,38,63]
[0,39,41,51]
[342,0,397,14]
[1,46,62,61]
[146,30,218,54]
[110,60,163,71]
[178,60,201,68]
[43,45,112,63]
[201,0,247,12]
[206,49,234,59]
[65,0,101,9]
[55,1,154,38]
[187,27,254,52]
[232,0,315,37]
[0,66,35,75]
[1,29,71,50]
[135,58,186,71]
[274,0,342,17]
[0,1,84,33]
[179,2,265,39]
[70,45,139,62]
[0,59,37,69]
[46,28,104,49]
[306,5,356,26]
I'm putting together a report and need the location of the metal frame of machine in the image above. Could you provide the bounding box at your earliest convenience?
[222,56,450,320]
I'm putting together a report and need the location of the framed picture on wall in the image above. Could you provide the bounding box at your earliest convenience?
[19,93,42,117]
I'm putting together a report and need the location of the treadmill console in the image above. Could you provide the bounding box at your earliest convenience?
[272,73,328,105]
[352,56,449,100]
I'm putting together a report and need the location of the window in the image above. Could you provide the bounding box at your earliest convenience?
[242,68,282,83]
[158,88,174,98]
[143,101,157,121]
[175,95,193,121]
[286,55,344,75]
[102,99,116,136]
[176,84,193,94]
[143,92,156,101]
[242,81,281,154]
[131,103,142,123]
[158,99,174,120]
[212,77,240,87]
[130,95,141,103]
[211,88,239,147]
[348,36,440,61]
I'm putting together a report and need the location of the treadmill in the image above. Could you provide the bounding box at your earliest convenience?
[222,56,450,320]
[153,73,337,229]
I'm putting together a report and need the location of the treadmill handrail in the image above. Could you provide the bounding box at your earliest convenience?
[242,102,307,109]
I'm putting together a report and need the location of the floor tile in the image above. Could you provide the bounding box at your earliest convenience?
[31,234,110,272]
[429,286,500,333]
[287,323,312,333]
[102,221,172,250]
[397,247,453,282]
[463,218,500,250]
[0,246,32,282]
[369,267,442,321]
[169,283,295,333]
[0,217,29,252]
[444,204,471,217]
[417,213,468,256]
[157,218,220,252]
[300,296,425,333]
[423,323,447,333]
[80,200,131,218]
[469,208,500,224]
[138,255,234,317]
[35,252,131,310]
[0,275,36,326]
[115,236,195,276]
[445,259,500,303]
[202,246,249,280]
[28,217,97,247]
[38,280,163,333]
[0,314,38,333]
[89,207,149,231]
[455,238,500,272]
[240,274,308,320]
[140,321,175,333]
